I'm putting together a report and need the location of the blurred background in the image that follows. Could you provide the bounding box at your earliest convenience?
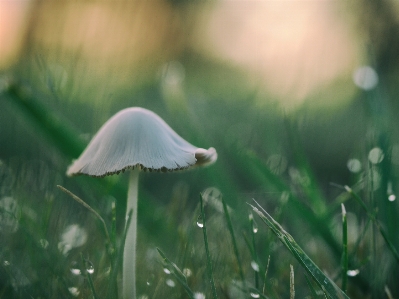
[1,0,399,298]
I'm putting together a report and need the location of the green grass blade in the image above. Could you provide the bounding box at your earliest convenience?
[156,247,195,299]
[243,151,342,259]
[5,82,85,158]
[80,253,99,299]
[221,196,246,284]
[341,204,348,293]
[305,274,322,299]
[249,213,260,289]
[249,200,349,299]
[243,232,255,259]
[285,122,328,215]
[57,185,111,247]
[345,185,399,264]
[200,193,219,299]
[262,255,271,295]
[106,209,133,299]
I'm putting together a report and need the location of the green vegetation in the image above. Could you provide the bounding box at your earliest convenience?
[1,2,399,298]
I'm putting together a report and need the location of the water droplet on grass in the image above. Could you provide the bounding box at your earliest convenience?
[251,261,260,272]
[250,292,260,298]
[70,268,81,275]
[166,279,175,287]
[252,220,258,234]
[3,260,10,266]
[163,267,171,274]
[194,292,206,299]
[84,259,95,274]
[146,273,155,286]
[347,269,360,277]
[387,181,396,201]
[68,287,80,297]
[86,265,94,274]
[196,215,204,228]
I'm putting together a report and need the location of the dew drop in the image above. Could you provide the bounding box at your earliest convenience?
[86,265,94,274]
[83,259,95,274]
[250,292,260,298]
[347,269,360,277]
[251,261,260,272]
[252,221,258,234]
[68,287,80,297]
[387,181,396,202]
[166,279,175,287]
[323,278,328,284]
[70,260,82,275]
[194,292,206,299]
[146,273,155,286]
[196,215,204,228]
[70,268,81,275]
[163,267,171,275]
[3,260,10,266]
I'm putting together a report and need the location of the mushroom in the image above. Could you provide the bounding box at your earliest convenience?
[67,107,217,299]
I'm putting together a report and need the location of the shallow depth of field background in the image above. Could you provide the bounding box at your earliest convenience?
[1,0,399,298]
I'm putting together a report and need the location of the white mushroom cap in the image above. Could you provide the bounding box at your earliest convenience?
[67,107,217,177]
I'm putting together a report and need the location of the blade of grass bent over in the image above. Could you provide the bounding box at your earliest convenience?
[243,151,341,259]
[200,193,219,299]
[57,185,111,246]
[156,247,195,299]
[249,199,349,299]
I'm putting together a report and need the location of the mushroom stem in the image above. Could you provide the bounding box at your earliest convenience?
[123,167,140,299]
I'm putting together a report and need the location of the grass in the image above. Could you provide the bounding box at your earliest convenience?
[341,204,348,294]
[1,50,399,299]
